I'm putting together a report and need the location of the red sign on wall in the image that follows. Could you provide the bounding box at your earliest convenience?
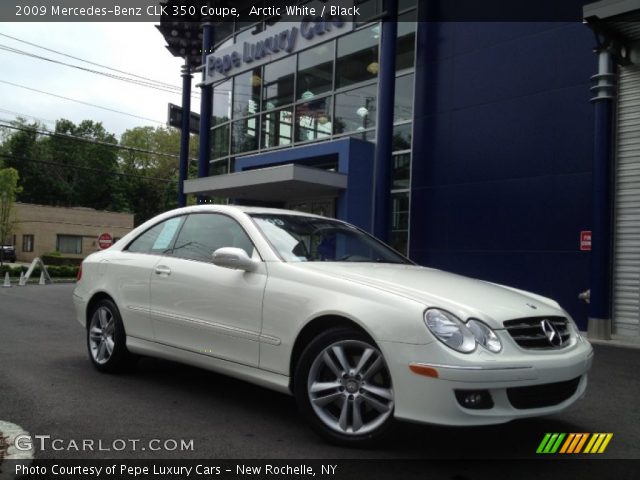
[98,233,113,250]
[580,231,592,251]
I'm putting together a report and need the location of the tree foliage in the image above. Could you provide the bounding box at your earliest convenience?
[0,119,194,226]
[0,167,22,264]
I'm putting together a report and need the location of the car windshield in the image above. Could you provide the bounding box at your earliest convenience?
[251,214,410,264]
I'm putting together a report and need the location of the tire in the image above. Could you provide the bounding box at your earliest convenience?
[294,327,395,446]
[87,299,136,373]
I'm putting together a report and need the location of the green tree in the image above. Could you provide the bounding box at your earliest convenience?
[0,167,21,266]
[1,119,60,205]
[48,119,123,210]
[119,126,195,225]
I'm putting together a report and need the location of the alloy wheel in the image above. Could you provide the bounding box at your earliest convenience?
[307,340,394,435]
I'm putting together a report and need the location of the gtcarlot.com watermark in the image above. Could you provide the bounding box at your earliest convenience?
[14,434,194,452]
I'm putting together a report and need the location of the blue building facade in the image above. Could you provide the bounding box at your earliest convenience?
[183,1,601,331]
[410,21,596,330]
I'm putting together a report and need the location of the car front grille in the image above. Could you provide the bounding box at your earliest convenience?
[503,316,571,349]
[507,377,581,409]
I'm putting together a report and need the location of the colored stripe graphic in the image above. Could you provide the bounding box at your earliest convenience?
[536,433,565,453]
[537,433,613,454]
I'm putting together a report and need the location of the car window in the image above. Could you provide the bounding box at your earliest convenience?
[126,217,183,254]
[251,214,410,264]
[171,213,255,263]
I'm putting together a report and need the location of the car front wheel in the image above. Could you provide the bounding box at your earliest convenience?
[87,299,135,373]
[294,328,395,446]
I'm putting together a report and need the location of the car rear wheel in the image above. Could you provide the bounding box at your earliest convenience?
[87,299,136,373]
[294,328,395,446]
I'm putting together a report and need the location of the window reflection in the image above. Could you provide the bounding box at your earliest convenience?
[233,68,261,119]
[210,159,229,176]
[211,124,230,159]
[208,17,415,158]
[262,109,293,148]
[393,123,412,151]
[296,97,332,142]
[349,129,376,142]
[394,74,414,122]
[213,79,231,126]
[392,153,411,189]
[232,116,259,153]
[397,12,417,70]
[334,84,377,134]
[263,57,295,110]
[297,42,334,100]
[390,191,410,255]
[336,25,379,89]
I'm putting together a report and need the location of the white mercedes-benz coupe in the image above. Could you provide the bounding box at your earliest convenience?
[74,205,593,445]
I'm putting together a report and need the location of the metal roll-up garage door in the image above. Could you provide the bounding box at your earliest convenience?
[613,64,640,336]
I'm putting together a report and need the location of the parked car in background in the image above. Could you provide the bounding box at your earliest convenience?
[0,245,16,263]
[73,205,593,446]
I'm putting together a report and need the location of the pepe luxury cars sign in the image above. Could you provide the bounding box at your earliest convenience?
[74,205,594,446]
[205,18,351,83]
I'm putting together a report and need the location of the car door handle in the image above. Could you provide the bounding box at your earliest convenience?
[154,265,171,276]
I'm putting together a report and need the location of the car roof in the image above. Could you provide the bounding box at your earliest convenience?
[172,204,331,220]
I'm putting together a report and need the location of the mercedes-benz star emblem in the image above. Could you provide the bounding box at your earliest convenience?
[540,319,563,347]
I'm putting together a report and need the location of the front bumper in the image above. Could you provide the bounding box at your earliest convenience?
[379,336,594,426]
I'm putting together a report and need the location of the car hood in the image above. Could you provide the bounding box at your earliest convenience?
[292,262,564,328]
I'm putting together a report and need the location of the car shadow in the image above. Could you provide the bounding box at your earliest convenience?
[96,356,589,458]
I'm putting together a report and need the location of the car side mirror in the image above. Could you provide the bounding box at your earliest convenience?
[212,247,259,272]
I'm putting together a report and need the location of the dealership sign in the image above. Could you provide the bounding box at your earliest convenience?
[205,19,351,84]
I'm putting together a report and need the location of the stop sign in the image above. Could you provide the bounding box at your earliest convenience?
[98,233,113,250]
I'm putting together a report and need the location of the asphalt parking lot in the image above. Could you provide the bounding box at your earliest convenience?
[0,283,638,461]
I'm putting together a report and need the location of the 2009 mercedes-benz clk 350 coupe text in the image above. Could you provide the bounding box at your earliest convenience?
[74,205,593,445]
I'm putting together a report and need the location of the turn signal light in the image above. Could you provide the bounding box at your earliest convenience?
[409,363,439,378]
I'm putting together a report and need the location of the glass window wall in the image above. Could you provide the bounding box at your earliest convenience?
[263,56,295,110]
[232,116,259,153]
[396,12,417,70]
[233,68,261,119]
[297,42,335,100]
[334,84,378,135]
[213,79,232,126]
[262,108,293,148]
[336,25,379,89]
[295,97,332,142]
[394,74,414,122]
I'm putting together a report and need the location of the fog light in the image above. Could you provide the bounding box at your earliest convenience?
[454,390,494,409]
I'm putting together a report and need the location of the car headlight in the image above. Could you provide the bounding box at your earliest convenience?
[424,309,476,353]
[466,319,502,353]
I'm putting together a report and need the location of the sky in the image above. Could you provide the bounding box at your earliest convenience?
[0,22,194,138]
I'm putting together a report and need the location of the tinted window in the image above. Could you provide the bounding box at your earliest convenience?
[172,214,254,263]
[127,217,183,254]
